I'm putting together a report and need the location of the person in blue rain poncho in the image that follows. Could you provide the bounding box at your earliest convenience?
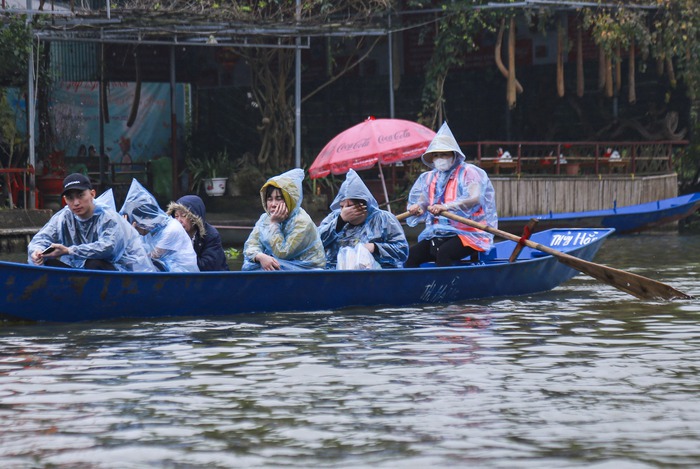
[120,179,199,272]
[27,173,157,272]
[318,169,409,269]
[404,122,498,267]
[242,168,325,271]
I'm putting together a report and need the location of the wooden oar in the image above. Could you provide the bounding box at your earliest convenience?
[395,211,411,222]
[439,211,692,300]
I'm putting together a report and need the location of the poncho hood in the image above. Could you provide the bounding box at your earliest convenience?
[166,195,207,237]
[329,169,379,213]
[259,168,304,214]
[421,121,466,169]
[119,179,170,232]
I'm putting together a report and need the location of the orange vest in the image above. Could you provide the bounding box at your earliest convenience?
[427,167,489,250]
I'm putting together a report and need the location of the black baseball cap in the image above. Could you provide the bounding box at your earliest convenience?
[62,173,93,196]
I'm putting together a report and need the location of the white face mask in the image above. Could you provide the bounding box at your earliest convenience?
[433,156,454,172]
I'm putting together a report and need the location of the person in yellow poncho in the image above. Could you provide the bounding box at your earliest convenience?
[242,168,326,271]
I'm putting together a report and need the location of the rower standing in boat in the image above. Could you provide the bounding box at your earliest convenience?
[404,122,498,267]
[27,173,157,272]
[318,169,408,269]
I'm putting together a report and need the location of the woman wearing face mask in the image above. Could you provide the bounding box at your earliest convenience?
[404,122,498,267]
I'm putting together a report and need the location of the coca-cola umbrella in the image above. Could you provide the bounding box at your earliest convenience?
[309,117,436,212]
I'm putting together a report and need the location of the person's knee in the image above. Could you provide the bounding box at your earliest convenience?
[434,248,455,267]
[45,258,70,268]
[84,259,118,271]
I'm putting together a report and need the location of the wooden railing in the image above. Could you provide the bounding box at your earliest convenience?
[459,140,688,176]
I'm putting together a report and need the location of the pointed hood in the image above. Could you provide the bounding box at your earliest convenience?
[420,121,466,168]
[329,169,379,212]
[259,168,305,214]
[119,179,170,232]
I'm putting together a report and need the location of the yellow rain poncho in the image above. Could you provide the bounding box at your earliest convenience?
[242,168,326,270]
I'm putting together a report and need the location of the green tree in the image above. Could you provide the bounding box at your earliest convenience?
[0,16,32,87]
[118,0,392,173]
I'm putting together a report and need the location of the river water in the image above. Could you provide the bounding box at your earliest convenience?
[1,232,699,468]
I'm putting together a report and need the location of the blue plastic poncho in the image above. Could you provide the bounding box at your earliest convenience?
[318,169,409,269]
[96,188,118,212]
[119,179,199,272]
[242,168,326,271]
[27,188,157,272]
[406,122,498,252]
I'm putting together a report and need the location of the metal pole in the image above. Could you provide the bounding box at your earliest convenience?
[384,13,395,212]
[378,164,392,213]
[99,43,106,186]
[388,13,395,119]
[26,0,36,208]
[170,46,178,198]
[294,0,301,168]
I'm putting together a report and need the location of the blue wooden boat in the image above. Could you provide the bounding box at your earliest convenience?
[0,228,614,323]
[499,192,700,235]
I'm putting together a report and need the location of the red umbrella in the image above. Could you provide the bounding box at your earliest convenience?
[309,117,436,178]
[309,117,436,211]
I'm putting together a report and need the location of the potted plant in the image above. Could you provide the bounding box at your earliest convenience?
[186,149,235,196]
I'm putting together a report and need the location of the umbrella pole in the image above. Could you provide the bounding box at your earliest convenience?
[378,164,392,213]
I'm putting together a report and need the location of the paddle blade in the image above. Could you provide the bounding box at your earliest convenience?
[555,255,693,300]
[439,210,692,301]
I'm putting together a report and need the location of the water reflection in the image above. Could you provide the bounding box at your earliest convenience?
[1,233,699,467]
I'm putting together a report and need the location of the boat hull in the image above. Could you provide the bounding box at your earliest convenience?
[499,192,700,235]
[0,228,614,322]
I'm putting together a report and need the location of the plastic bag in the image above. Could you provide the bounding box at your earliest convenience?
[337,244,381,270]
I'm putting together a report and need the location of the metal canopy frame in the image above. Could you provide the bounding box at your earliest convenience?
[7,0,660,207]
[8,3,393,206]
[23,8,389,47]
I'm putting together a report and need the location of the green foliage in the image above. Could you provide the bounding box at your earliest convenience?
[234,163,266,196]
[418,2,499,127]
[0,17,32,86]
[416,1,700,115]
[0,89,26,169]
[224,247,240,260]
[186,148,236,193]
[302,166,340,199]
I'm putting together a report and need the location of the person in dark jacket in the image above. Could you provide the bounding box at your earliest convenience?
[166,195,229,271]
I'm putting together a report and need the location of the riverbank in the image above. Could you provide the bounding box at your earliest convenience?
[4,190,698,253]
[0,195,329,252]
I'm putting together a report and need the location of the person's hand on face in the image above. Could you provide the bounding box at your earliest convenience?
[266,191,289,224]
[269,202,288,223]
[270,201,289,223]
[340,200,368,225]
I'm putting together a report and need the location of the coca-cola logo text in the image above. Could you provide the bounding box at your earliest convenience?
[336,137,370,153]
[377,129,410,144]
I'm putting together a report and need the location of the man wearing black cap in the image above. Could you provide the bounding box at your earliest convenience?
[27,173,157,272]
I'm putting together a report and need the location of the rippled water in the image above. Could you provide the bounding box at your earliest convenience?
[1,232,699,468]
